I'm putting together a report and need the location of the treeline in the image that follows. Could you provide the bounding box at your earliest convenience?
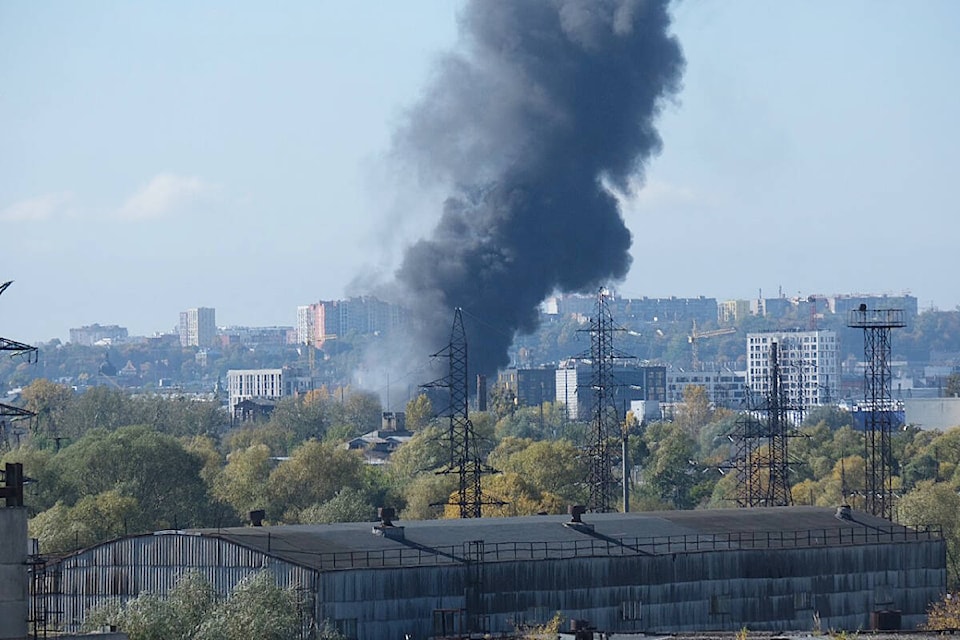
[4,378,960,586]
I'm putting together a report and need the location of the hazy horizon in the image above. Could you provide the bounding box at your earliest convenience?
[3,1,958,345]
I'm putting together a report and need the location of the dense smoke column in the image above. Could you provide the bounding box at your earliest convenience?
[394,0,684,377]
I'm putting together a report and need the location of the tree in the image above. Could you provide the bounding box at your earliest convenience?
[56,426,213,532]
[213,444,274,520]
[30,490,140,554]
[898,480,960,588]
[400,473,457,520]
[299,487,377,524]
[387,424,448,485]
[481,472,567,517]
[638,421,702,509]
[20,378,75,441]
[198,571,301,640]
[487,438,588,505]
[674,385,712,436]
[267,440,365,522]
[489,384,518,421]
[405,393,434,431]
[83,571,300,640]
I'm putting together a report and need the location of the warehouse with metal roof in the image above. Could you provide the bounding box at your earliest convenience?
[35,506,945,638]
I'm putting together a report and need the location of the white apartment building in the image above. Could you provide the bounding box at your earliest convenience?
[227,368,284,412]
[746,330,840,410]
[226,368,316,413]
[666,370,747,408]
[296,305,315,345]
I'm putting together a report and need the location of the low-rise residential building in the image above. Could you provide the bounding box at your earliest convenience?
[69,324,128,346]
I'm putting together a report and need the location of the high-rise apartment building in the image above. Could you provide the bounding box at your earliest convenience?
[555,362,667,420]
[296,297,407,347]
[179,307,216,347]
[746,330,840,411]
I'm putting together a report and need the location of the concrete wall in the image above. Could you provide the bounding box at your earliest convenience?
[904,398,960,430]
[0,508,28,640]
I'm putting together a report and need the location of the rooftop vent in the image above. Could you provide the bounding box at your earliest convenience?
[563,505,594,532]
[373,506,405,540]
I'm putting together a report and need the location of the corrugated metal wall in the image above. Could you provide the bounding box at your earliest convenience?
[315,540,945,639]
[46,533,317,633]
[42,533,945,639]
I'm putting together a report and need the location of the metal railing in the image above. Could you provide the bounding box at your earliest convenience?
[308,523,941,571]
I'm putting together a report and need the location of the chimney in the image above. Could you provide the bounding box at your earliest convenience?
[477,375,487,412]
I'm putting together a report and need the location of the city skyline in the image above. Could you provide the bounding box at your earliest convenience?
[3,2,958,344]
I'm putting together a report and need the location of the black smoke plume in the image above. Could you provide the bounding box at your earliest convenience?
[392,0,684,378]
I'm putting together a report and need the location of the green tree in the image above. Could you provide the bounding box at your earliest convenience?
[674,385,712,436]
[30,490,140,553]
[56,426,213,531]
[83,571,299,640]
[388,424,448,485]
[898,480,960,588]
[20,378,75,441]
[213,444,274,520]
[482,472,567,517]
[487,437,588,505]
[405,393,434,431]
[267,440,365,522]
[638,421,702,509]
[400,473,457,520]
[299,487,377,524]
[197,571,301,640]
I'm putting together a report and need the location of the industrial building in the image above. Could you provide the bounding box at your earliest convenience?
[35,506,943,638]
[497,367,557,408]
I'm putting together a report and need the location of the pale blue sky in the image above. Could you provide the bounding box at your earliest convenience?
[2,2,958,343]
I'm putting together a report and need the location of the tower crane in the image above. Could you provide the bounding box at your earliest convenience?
[688,320,736,371]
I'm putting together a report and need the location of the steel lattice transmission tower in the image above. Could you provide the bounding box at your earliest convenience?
[847,306,905,520]
[731,340,794,507]
[422,308,495,518]
[0,281,38,448]
[580,289,633,513]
